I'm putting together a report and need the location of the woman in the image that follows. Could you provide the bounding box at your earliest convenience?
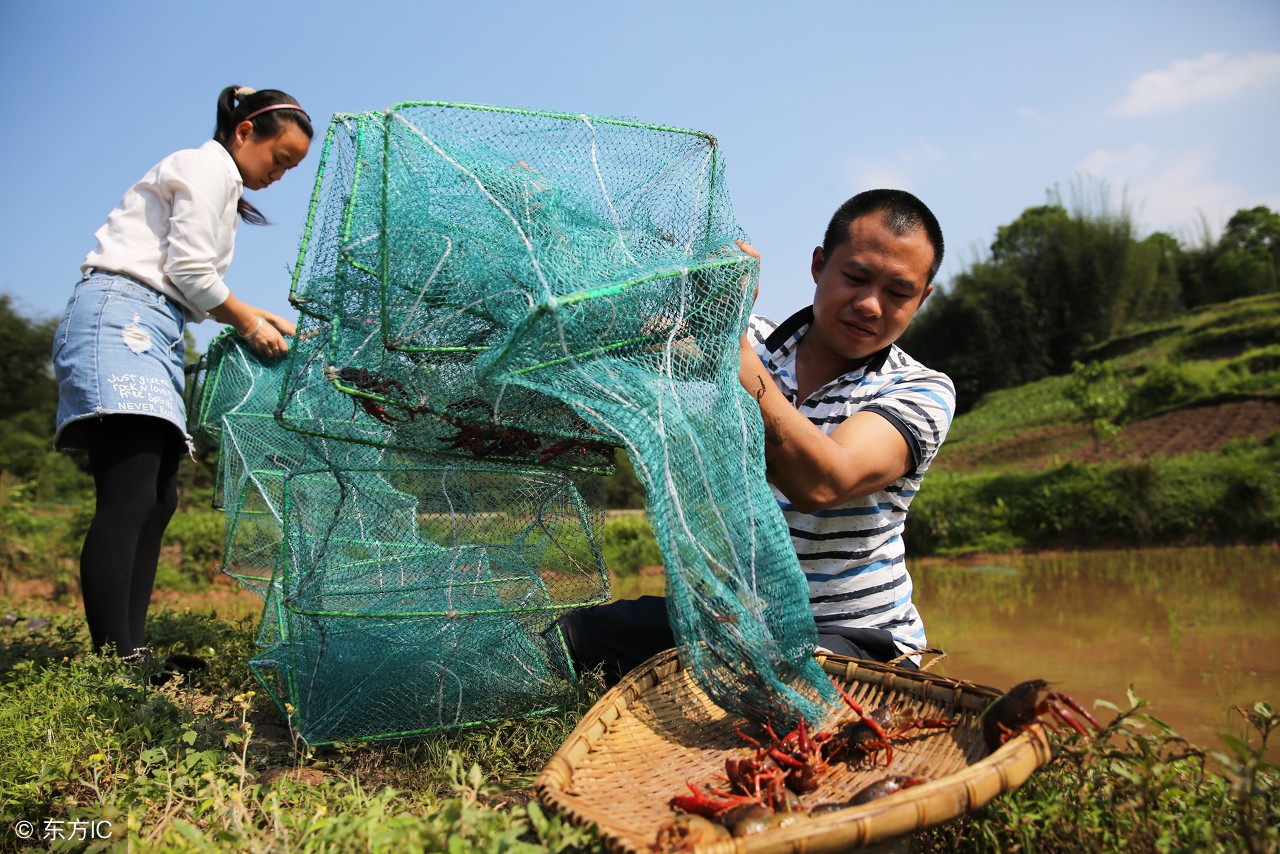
[52,86,312,668]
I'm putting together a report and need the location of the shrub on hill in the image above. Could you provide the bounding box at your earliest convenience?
[907,439,1280,554]
[600,514,663,576]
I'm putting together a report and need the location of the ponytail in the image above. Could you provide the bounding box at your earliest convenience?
[214,85,314,226]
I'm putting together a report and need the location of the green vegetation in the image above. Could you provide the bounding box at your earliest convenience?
[909,440,1280,554]
[599,513,663,576]
[0,607,599,852]
[917,692,1278,854]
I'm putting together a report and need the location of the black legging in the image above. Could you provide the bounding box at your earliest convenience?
[80,415,184,656]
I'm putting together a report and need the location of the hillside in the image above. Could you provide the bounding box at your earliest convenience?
[933,291,1280,474]
[909,292,1280,553]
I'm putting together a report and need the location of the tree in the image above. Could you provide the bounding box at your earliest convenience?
[1064,360,1125,458]
[0,293,58,426]
[1209,206,1280,300]
[1180,206,1280,307]
[902,181,1165,410]
[0,293,90,494]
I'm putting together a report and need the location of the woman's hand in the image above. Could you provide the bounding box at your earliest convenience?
[256,308,298,338]
[244,315,288,358]
[209,294,294,358]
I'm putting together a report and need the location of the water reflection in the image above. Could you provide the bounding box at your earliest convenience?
[913,545,1280,761]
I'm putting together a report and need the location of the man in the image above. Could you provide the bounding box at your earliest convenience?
[561,189,953,681]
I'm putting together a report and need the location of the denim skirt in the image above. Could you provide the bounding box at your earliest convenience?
[52,271,190,451]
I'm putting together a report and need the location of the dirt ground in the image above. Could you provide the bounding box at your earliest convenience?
[1093,398,1280,460]
[3,574,263,622]
[944,399,1280,470]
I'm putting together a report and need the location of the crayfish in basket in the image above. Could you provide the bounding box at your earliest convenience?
[808,775,930,815]
[659,684,957,844]
[980,679,1101,753]
[328,367,415,427]
[661,713,830,841]
[822,682,960,768]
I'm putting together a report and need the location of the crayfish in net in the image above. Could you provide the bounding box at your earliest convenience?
[329,367,416,427]
[980,679,1101,753]
[436,397,542,459]
[537,417,615,465]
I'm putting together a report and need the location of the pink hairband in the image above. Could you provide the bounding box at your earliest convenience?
[242,103,310,123]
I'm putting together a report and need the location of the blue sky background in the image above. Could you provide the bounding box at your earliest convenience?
[2,1,1278,348]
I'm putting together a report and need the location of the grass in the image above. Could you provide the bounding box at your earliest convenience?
[908,438,1280,554]
[0,601,1274,852]
[0,603,601,853]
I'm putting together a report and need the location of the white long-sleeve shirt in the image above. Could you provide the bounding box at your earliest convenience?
[82,139,242,320]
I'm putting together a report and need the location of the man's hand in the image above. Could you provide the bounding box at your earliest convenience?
[736,240,760,305]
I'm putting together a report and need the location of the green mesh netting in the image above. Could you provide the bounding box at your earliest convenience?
[191,332,605,742]
[192,101,835,741]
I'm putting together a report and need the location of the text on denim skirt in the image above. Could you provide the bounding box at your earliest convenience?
[52,272,190,450]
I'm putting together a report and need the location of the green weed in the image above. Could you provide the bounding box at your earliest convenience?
[599,514,662,577]
[911,443,1280,554]
[917,689,1278,853]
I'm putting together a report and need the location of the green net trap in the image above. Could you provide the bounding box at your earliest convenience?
[192,101,835,742]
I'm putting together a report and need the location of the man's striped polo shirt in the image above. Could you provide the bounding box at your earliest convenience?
[748,307,956,655]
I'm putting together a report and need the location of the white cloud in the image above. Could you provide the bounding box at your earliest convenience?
[841,138,946,191]
[1111,51,1280,117]
[1078,143,1156,176]
[1074,143,1268,238]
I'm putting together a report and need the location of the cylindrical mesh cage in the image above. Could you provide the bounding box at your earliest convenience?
[190,101,836,742]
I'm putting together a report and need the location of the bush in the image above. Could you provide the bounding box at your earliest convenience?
[160,511,225,586]
[1226,344,1280,376]
[1175,314,1280,360]
[599,514,661,576]
[907,444,1280,554]
[1124,361,1216,421]
[602,450,646,509]
[917,692,1279,853]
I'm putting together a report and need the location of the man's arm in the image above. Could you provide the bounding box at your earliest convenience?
[738,337,914,513]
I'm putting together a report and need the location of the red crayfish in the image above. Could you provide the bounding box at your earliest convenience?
[666,712,830,832]
[438,397,541,459]
[661,680,960,845]
[537,418,614,465]
[980,679,1101,753]
[824,685,959,768]
[331,367,414,427]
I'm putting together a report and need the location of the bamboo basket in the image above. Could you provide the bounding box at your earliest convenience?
[535,648,1053,853]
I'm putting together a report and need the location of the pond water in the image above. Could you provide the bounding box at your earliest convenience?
[912,545,1280,761]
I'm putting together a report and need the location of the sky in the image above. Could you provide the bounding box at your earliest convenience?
[2,0,1278,349]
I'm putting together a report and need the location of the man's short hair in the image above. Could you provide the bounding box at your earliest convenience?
[822,189,945,284]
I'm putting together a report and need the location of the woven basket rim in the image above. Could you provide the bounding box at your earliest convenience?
[535,648,1053,853]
